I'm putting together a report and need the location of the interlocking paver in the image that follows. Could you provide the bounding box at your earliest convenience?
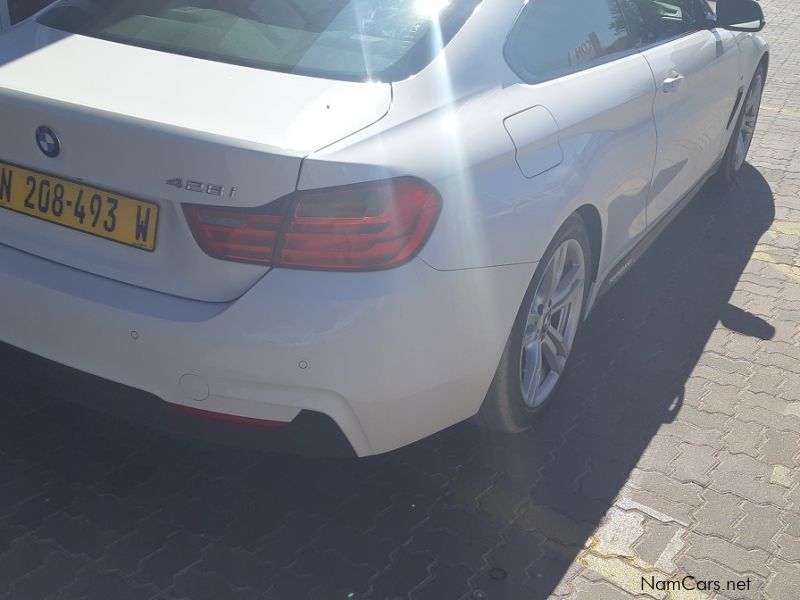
[675,556,765,600]
[656,420,725,449]
[60,569,159,600]
[367,548,433,600]
[636,435,682,475]
[36,512,115,559]
[675,404,730,433]
[764,558,800,600]
[5,551,85,600]
[735,404,800,434]
[710,471,788,506]
[781,371,800,402]
[257,512,326,567]
[759,429,800,468]
[198,543,279,592]
[172,569,259,600]
[780,511,800,537]
[698,382,740,415]
[734,502,783,553]
[739,388,798,418]
[133,531,209,589]
[489,527,548,585]
[785,476,800,509]
[631,520,683,573]
[683,532,770,578]
[292,547,374,595]
[262,571,315,600]
[672,443,719,486]
[774,532,800,563]
[569,577,639,600]
[9,480,74,530]
[0,540,50,596]
[103,516,174,575]
[695,364,752,389]
[63,488,144,536]
[722,419,766,457]
[745,367,786,396]
[624,470,705,522]
[413,562,472,600]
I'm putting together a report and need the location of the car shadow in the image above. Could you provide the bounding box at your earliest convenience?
[0,163,774,600]
[387,162,776,598]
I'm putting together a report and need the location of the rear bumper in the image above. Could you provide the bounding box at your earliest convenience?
[0,341,359,457]
[0,243,533,456]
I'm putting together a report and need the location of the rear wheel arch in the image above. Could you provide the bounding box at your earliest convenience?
[759,51,770,80]
[575,204,602,284]
[478,212,593,431]
[716,57,766,187]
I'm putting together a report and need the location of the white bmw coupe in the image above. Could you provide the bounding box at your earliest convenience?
[0,0,767,456]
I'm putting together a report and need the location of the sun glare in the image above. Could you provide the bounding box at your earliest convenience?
[415,0,452,18]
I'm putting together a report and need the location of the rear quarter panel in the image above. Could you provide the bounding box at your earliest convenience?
[300,0,657,280]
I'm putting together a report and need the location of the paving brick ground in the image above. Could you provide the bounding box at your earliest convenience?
[1,2,799,599]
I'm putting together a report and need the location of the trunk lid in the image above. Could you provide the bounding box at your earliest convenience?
[0,23,391,302]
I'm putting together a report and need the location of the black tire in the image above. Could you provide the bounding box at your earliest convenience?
[715,63,766,188]
[478,214,592,433]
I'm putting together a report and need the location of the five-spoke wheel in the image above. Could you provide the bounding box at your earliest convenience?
[734,69,764,173]
[519,239,585,409]
[717,64,766,186]
[479,214,591,432]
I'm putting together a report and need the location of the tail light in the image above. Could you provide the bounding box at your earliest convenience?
[182,197,290,266]
[183,177,441,271]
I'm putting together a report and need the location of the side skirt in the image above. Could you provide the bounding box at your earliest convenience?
[584,163,720,315]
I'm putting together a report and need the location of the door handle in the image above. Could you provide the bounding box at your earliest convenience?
[663,74,685,93]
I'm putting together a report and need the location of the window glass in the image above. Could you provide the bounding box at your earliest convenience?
[617,0,703,45]
[9,0,55,24]
[505,0,634,83]
[36,0,481,82]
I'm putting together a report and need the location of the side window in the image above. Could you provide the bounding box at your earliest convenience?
[504,0,635,83]
[617,0,704,45]
[9,0,55,25]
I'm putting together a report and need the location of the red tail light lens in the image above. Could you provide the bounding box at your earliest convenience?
[278,177,441,270]
[183,177,441,271]
[183,197,290,265]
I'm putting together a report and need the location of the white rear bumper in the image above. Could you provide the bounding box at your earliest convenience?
[0,244,533,455]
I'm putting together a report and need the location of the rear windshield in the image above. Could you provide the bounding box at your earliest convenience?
[37,0,481,82]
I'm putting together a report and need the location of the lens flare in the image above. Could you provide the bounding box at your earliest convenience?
[415,0,452,18]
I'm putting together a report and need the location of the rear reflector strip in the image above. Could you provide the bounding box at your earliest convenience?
[172,404,290,429]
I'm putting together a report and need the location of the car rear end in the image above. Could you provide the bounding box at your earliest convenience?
[0,10,395,302]
[0,0,528,456]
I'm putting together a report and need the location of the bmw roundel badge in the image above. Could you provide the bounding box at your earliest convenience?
[35,125,61,158]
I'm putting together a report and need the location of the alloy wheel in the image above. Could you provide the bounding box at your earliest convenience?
[734,72,764,172]
[519,239,586,409]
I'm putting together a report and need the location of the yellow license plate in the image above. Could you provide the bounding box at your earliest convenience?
[0,161,159,251]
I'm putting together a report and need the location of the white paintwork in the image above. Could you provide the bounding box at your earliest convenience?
[0,243,532,457]
[0,0,769,455]
[503,106,563,178]
[0,22,391,301]
[0,28,391,152]
[641,28,742,225]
